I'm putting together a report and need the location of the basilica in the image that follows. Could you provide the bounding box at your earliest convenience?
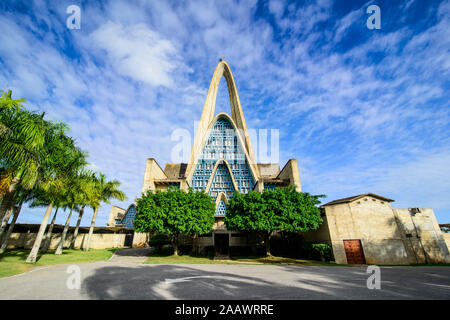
[108,61,450,264]
[110,60,301,255]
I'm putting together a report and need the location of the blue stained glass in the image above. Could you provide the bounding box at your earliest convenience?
[264,184,276,191]
[191,117,255,200]
[121,205,137,229]
[215,200,227,216]
[209,163,235,200]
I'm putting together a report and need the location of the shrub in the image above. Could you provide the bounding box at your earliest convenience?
[299,243,333,261]
[311,243,333,261]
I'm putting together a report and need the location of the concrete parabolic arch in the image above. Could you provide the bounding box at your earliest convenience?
[185,60,259,184]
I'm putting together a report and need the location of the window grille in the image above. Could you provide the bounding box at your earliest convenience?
[215,200,227,216]
[120,205,137,229]
[191,117,255,202]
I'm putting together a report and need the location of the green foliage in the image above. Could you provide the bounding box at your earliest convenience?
[441,226,449,233]
[225,186,324,234]
[86,172,127,211]
[135,189,215,241]
[311,243,333,261]
[0,90,46,188]
[299,243,333,261]
[225,186,324,256]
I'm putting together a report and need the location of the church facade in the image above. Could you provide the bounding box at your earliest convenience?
[108,61,450,263]
[139,60,301,255]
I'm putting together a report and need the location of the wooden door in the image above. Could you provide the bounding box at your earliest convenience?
[343,239,366,264]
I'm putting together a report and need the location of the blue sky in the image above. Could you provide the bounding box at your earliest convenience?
[0,0,449,226]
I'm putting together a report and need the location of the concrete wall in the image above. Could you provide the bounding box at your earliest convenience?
[324,197,410,265]
[5,232,129,250]
[132,232,150,248]
[5,231,152,250]
[444,233,450,252]
[306,196,450,265]
[277,159,302,192]
[301,215,331,244]
[107,206,126,227]
[141,158,167,194]
[393,209,450,264]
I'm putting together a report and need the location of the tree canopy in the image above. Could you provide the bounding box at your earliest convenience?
[225,186,325,255]
[0,89,126,261]
[134,188,215,255]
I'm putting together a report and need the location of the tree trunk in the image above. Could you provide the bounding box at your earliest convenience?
[41,207,59,253]
[84,207,98,252]
[0,207,14,241]
[173,236,179,256]
[26,203,53,263]
[70,206,84,249]
[55,205,74,255]
[0,176,19,222]
[0,204,21,254]
[265,232,272,257]
[191,234,198,255]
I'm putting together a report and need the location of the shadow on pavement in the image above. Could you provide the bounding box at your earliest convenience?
[81,263,450,300]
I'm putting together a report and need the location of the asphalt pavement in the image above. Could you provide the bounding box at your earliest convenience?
[1,249,449,300]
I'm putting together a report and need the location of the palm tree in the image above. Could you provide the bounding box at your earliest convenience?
[0,207,14,241]
[41,206,59,253]
[26,122,86,263]
[0,186,34,252]
[84,173,126,251]
[0,204,21,254]
[55,170,92,254]
[70,172,95,249]
[0,90,46,222]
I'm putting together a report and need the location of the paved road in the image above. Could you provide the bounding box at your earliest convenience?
[1,250,449,299]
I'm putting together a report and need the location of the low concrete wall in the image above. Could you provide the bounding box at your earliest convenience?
[4,232,151,250]
[132,232,150,248]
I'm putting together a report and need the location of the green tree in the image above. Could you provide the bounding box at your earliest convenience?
[70,171,96,249]
[225,186,324,256]
[55,169,92,255]
[26,122,85,263]
[0,186,33,252]
[0,90,46,222]
[84,173,126,251]
[134,188,215,256]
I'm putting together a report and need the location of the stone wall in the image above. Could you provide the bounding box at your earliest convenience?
[132,232,151,248]
[303,196,450,265]
[324,198,410,265]
[5,232,129,250]
[444,233,450,252]
[393,208,450,264]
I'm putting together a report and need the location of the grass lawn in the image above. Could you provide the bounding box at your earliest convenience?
[144,252,338,266]
[231,255,340,266]
[0,248,117,278]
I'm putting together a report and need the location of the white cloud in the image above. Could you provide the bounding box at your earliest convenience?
[1,0,449,226]
[89,21,184,87]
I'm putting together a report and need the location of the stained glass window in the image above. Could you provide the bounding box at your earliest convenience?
[191,117,255,200]
[121,205,137,229]
[209,164,235,200]
[264,184,276,191]
[215,200,227,216]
